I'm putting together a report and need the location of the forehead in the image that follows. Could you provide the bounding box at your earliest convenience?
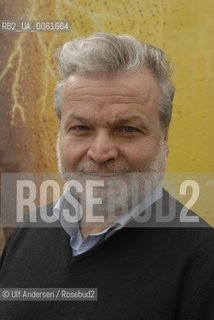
[61,69,160,119]
[63,68,159,97]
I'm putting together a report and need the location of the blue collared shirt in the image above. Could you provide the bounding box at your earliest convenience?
[54,186,162,256]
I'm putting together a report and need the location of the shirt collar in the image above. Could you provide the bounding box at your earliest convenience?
[54,184,163,240]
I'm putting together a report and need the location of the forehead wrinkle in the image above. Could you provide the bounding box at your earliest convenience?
[64,96,148,108]
[64,79,154,101]
[62,94,158,124]
[62,74,160,114]
[64,86,142,99]
[64,109,150,129]
[64,68,160,100]
[63,87,153,108]
[65,81,140,95]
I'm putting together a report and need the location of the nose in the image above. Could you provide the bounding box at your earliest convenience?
[86,130,119,165]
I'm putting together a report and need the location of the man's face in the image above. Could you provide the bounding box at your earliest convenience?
[57,69,168,209]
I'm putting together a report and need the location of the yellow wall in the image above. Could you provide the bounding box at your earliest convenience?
[0,0,213,230]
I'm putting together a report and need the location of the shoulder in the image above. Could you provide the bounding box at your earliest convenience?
[0,203,68,271]
[125,188,214,263]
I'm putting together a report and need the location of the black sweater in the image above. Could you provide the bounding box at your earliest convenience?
[0,191,214,320]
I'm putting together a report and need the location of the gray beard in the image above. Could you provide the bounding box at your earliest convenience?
[56,137,167,219]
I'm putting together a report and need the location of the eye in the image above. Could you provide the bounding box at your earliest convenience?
[118,126,140,133]
[65,125,91,135]
[70,125,90,131]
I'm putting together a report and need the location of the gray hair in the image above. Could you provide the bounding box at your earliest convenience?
[54,32,175,128]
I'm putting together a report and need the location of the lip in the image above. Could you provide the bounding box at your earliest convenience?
[83,173,124,177]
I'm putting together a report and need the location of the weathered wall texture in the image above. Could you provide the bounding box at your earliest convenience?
[0,0,213,249]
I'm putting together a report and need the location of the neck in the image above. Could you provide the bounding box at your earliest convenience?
[79,225,107,239]
[79,206,124,239]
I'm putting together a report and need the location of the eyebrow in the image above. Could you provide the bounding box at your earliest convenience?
[64,112,149,127]
[64,113,91,126]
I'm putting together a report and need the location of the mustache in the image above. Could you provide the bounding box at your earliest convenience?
[76,161,132,173]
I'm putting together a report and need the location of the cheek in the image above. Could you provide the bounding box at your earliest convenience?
[121,142,160,169]
[59,137,88,170]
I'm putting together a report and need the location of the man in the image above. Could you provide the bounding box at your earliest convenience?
[0,33,214,319]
